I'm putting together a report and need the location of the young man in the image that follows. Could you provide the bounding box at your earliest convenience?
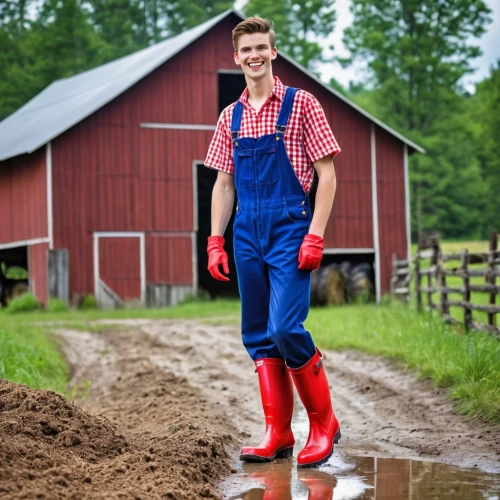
[205,17,341,468]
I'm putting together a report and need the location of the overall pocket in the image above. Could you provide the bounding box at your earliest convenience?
[255,146,279,185]
[236,149,255,188]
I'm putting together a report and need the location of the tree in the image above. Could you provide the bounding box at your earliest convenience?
[342,0,492,240]
[343,0,491,134]
[0,0,107,120]
[165,0,233,35]
[243,0,336,72]
[82,0,147,58]
[466,62,500,235]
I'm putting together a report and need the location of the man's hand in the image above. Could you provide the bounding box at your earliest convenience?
[298,234,324,271]
[207,236,230,281]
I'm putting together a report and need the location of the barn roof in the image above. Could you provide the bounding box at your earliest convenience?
[0,9,424,162]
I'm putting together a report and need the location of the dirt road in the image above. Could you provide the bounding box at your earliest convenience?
[1,319,499,499]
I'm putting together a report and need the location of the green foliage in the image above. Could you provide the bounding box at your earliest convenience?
[165,0,233,36]
[3,265,28,279]
[82,0,147,56]
[343,0,491,134]
[244,0,336,71]
[343,0,495,241]
[0,323,69,394]
[80,294,98,310]
[466,61,500,234]
[46,298,69,313]
[6,292,40,314]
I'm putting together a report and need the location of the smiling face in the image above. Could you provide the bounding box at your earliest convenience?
[234,32,277,81]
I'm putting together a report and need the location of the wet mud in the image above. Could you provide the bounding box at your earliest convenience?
[1,319,499,499]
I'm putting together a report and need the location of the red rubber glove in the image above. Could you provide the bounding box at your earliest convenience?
[298,234,324,271]
[207,236,230,282]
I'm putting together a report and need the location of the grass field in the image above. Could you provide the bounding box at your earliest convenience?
[410,240,491,256]
[1,297,499,424]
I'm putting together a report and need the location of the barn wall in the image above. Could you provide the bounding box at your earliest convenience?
[29,242,49,305]
[0,148,47,245]
[376,127,407,293]
[146,234,193,284]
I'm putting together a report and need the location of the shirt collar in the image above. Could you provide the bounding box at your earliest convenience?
[239,76,286,106]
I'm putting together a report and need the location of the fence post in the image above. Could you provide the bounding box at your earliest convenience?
[488,231,498,329]
[461,249,472,331]
[427,239,439,310]
[438,248,448,316]
[415,251,422,312]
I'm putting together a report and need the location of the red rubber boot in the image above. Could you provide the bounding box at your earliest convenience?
[289,350,341,467]
[240,358,295,462]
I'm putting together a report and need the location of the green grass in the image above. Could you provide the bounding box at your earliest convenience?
[411,240,490,257]
[0,323,69,394]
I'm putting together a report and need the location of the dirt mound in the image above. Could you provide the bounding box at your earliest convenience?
[0,380,127,464]
[0,364,234,499]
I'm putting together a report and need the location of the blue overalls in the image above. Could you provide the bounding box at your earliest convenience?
[232,87,317,369]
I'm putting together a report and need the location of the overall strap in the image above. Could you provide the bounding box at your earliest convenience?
[275,87,299,135]
[231,101,244,141]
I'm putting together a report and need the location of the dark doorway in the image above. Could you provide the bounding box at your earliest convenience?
[0,246,29,306]
[196,164,239,298]
[218,71,246,113]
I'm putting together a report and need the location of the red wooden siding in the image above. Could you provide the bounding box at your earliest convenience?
[146,234,192,284]
[99,237,141,300]
[376,127,407,293]
[0,148,47,245]
[29,242,48,304]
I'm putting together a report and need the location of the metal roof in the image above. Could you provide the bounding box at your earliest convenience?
[0,9,424,162]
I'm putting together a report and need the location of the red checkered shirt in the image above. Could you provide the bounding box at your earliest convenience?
[205,77,341,192]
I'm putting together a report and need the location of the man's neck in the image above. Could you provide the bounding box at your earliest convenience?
[246,73,275,103]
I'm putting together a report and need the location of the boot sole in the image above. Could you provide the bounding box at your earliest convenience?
[297,430,341,468]
[239,446,294,462]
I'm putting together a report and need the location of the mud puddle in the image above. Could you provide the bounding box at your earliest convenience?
[221,454,500,499]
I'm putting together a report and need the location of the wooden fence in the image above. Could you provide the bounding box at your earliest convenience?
[391,232,500,338]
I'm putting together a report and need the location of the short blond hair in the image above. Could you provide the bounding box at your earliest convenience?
[232,17,276,52]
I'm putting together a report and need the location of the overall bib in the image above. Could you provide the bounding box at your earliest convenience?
[232,87,317,369]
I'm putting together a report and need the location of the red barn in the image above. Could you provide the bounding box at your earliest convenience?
[0,10,423,307]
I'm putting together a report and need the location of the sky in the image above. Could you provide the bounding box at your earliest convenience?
[235,0,500,92]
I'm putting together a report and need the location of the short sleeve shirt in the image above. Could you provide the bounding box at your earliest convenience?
[205,76,341,192]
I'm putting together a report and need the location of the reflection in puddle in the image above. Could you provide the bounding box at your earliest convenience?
[222,454,500,499]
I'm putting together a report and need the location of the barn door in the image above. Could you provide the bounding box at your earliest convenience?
[93,233,145,305]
